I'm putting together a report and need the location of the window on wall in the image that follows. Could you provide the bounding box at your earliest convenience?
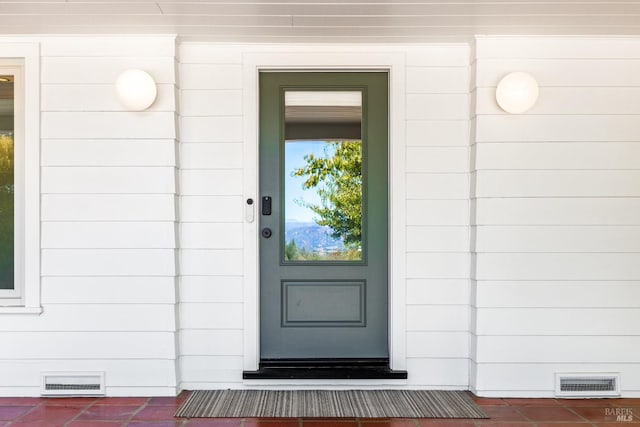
[0,62,22,301]
[0,45,40,311]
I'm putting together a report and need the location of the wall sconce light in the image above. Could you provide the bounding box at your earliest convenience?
[495,72,539,114]
[115,69,157,111]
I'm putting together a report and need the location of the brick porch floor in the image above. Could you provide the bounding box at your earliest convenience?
[0,392,637,427]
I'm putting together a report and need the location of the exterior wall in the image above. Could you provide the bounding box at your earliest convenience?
[177,44,472,390]
[1,34,638,397]
[403,47,471,387]
[0,36,179,396]
[178,45,245,388]
[470,37,640,397]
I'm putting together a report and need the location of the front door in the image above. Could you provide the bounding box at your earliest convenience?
[259,72,388,361]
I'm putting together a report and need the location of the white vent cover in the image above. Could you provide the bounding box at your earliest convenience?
[555,373,620,398]
[41,372,105,396]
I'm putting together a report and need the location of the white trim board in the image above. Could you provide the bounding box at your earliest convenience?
[241,48,407,379]
[0,42,41,312]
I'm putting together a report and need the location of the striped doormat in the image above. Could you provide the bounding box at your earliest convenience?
[175,390,489,418]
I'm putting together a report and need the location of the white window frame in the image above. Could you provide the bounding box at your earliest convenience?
[0,43,41,314]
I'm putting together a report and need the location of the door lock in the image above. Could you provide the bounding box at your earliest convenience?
[261,228,272,238]
[262,196,272,215]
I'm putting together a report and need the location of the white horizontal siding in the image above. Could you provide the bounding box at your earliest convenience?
[407,120,469,147]
[407,253,470,279]
[179,303,243,329]
[406,147,469,173]
[179,355,243,384]
[477,308,640,335]
[180,196,243,223]
[41,56,176,84]
[475,37,640,60]
[181,223,243,249]
[180,142,243,169]
[179,45,242,64]
[40,36,176,57]
[406,174,469,199]
[42,277,176,304]
[0,332,175,359]
[476,336,640,363]
[5,36,178,396]
[42,112,176,139]
[407,200,469,225]
[472,37,640,397]
[42,222,176,249]
[403,46,471,389]
[178,45,248,387]
[42,194,177,221]
[475,142,640,170]
[406,359,469,387]
[475,226,640,252]
[406,47,470,67]
[406,332,469,358]
[180,116,243,142]
[476,281,640,308]
[0,359,176,389]
[475,363,640,394]
[180,250,243,277]
[179,276,243,303]
[407,94,469,120]
[42,167,176,194]
[475,198,640,225]
[407,120,470,147]
[42,84,176,112]
[406,306,469,331]
[406,226,469,252]
[42,249,177,277]
[476,253,640,281]
[0,305,175,332]
[180,330,243,356]
[476,115,640,142]
[475,170,640,198]
[180,90,242,116]
[406,279,470,306]
[42,139,176,167]
[180,170,243,196]
[476,87,640,115]
[407,67,469,94]
[476,58,640,87]
[179,64,242,90]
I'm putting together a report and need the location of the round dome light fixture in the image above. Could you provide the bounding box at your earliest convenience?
[115,69,157,111]
[495,71,539,114]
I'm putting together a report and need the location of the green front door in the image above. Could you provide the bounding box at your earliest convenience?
[259,72,388,360]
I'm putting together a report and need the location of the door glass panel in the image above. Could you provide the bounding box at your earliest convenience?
[0,75,14,289]
[283,91,363,261]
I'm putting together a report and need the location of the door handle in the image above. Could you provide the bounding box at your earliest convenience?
[261,228,272,238]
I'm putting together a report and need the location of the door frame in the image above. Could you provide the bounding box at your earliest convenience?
[242,48,407,381]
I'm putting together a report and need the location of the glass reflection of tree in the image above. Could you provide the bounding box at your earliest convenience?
[293,140,362,260]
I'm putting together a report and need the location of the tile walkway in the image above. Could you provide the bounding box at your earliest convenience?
[0,392,637,427]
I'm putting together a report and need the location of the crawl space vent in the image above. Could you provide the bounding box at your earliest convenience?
[41,372,105,397]
[555,373,620,398]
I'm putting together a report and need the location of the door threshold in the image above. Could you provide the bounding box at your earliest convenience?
[243,358,407,380]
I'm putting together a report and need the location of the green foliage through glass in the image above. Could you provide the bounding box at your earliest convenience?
[285,140,362,261]
[0,133,14,289]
